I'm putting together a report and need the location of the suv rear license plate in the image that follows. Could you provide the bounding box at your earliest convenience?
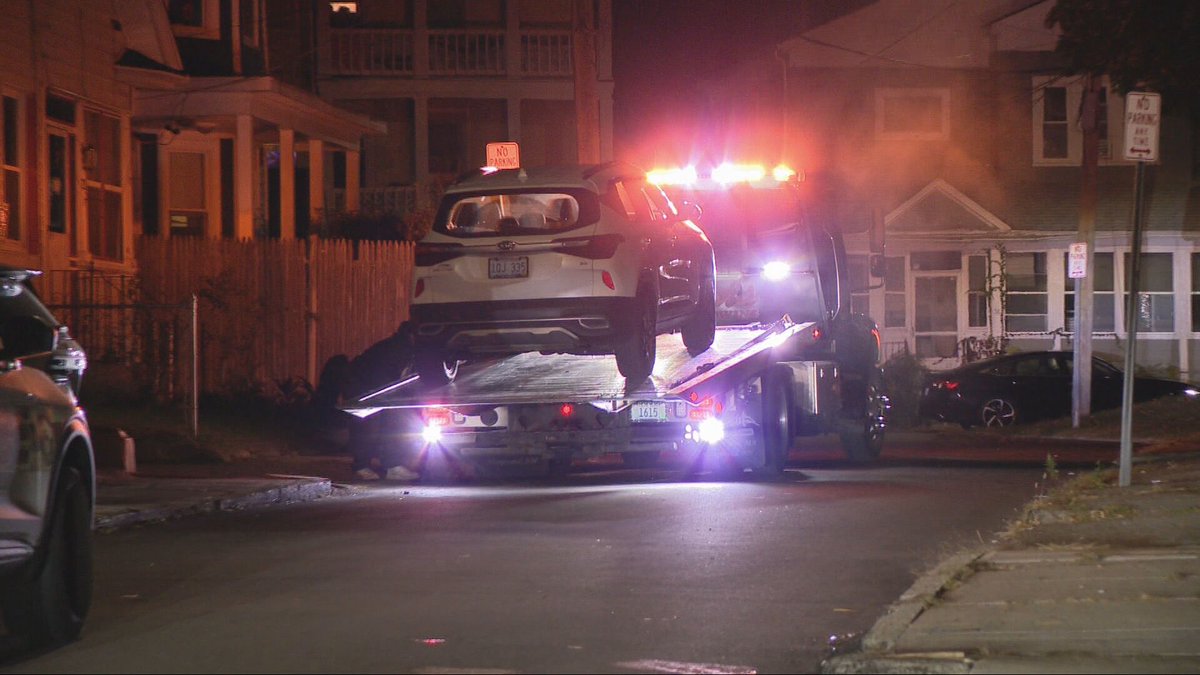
[630,401,667,422]
[489,256,529,279]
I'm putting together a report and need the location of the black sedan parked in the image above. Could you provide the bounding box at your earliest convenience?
[920,350,1199,428]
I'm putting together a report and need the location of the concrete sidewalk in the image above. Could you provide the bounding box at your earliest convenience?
[823,449,1200,674]
[92,454,358,530]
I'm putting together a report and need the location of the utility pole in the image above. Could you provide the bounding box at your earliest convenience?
[573,0,601,164]
[1072,74,1101,427]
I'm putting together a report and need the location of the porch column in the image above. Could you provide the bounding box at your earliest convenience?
[414,0,429,78]
[308,139,325,231]
[414,96,429,184]
[507,97,521,146]
[279,128,296,239]
[599,89,613,161]
[345,149,360,212]
[506,0,520,80]
[234,114,255,239]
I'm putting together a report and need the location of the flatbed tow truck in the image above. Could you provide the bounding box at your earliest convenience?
[338,162,889,479]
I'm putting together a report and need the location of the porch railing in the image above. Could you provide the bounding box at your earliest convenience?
[325,28,573,77]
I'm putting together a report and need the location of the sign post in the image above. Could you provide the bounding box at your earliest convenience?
[1119,91,1160,488]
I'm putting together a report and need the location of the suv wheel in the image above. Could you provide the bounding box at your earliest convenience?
[615,281,657,381]
[681,277,716,356]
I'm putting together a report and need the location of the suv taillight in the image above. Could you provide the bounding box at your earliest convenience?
[551,233,625,260]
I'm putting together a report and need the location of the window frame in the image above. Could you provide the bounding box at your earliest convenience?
[1,91,24,245]
[1003,251,1048,333]
[1122,251,1174,334]
[1032,76,1131,167]
[82,108,125,261]
[1062,251,1116,333]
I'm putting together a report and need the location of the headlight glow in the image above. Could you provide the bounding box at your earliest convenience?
[421,422,444,443]
[1184,388,1199,397]
[762,261,791,281]
[697,418,725,443]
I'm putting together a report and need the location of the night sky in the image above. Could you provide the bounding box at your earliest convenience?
[611,0,872,165]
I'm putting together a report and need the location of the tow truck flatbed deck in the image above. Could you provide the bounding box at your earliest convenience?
[344,319,814,411]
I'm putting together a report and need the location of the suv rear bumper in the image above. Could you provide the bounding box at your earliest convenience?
[411,297,638,357]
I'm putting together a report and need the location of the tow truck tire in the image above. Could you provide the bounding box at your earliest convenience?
[615,280,657,381]
[839,374,887,464]
[753,367,791,476]
[415,349,459,386]
[681,277,716,356]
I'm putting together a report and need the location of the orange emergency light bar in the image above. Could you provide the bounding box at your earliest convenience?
[646,163,799,188]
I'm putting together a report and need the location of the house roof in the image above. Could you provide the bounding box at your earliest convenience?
[886,179,1011,236]
[133,77,385,149]
[778,0,1049,69]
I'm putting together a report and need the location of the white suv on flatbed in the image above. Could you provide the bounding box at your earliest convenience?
[410,162,717,383]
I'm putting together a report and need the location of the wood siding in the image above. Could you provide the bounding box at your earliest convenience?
[43,236,415,400]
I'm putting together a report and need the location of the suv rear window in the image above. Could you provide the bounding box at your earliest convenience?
[434,189,599,238]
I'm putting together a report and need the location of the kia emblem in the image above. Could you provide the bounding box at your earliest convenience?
[498,240,517,251]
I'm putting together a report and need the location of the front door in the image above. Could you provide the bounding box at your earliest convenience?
[914,275,958,359]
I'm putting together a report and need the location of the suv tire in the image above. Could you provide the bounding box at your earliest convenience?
[415,349,459,386]
[681,277,716,356]
[615,280,658,381]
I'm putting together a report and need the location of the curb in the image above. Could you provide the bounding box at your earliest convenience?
[821,548,987,674]
[95,476,335,531]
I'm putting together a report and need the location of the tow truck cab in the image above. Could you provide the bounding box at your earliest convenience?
[648,163,874,368]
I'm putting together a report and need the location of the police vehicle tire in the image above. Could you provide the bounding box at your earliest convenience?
[681,277,716,356]
[615,280,657,381]
[2,465,93,646]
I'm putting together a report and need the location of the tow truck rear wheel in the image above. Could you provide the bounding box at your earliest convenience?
[753,367,791,477]
[615,280,657,381]
[839,373,887,464]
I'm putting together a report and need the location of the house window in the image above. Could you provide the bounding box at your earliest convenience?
[1004,252,1047,332]
[1063,252,1115,332]
[1033,76,1124,165]
[1124,252,1173,332]
[967,255,988,328]
[1193,253,1200,333]
[1,95,22,241]
[1040,86,1068,159]
[884,256,905,328]
[169,152,207,237]
[875,89,949,141]
[847,255,870,316]
[83,110,123,261]
[168,0,218,38]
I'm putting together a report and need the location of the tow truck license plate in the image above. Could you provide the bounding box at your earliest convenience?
[489,256,528,279]
[630,401,667,422]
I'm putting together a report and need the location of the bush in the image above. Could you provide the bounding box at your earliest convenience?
[881,348,930,429]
